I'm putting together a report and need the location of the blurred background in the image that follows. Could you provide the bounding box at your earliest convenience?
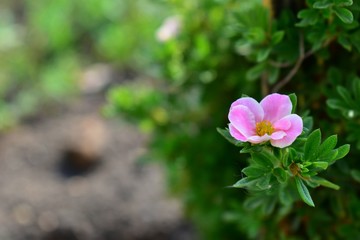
[0,0,198,239]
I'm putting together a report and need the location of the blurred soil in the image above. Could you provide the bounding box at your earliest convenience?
[0,70,196,240]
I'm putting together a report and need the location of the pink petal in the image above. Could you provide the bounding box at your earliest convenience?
[231,97,264,122]
[260,93,292,123]
[270,114,303,148]
[270,131,286,140]
[247,134,271,144]
[229,123,247,141]
[273,118,291,131]
[228,105,256,137]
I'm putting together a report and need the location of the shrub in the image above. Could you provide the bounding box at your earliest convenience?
[107,0,360,239]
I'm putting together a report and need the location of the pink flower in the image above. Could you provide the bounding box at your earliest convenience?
[228,93,303,148]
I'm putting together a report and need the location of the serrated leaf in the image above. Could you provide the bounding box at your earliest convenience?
[311,176,340,190]
[295,177,315,207]
[319,135,337,156]
[271,31,285,45]
[289,93,297,114]
[242,166,268,178]
[304,129,321,161]
[233,177,256,188]
[334,144,350,161]
[334,7,354,24]
[273,167,287,183]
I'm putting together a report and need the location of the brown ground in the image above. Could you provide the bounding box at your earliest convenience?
[0,92,196,239]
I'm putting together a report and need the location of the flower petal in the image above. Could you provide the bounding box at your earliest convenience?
[228,105,256,137]
[247,134,271,144]
[270,114,303,148]
[231,97,264,122]
[260,93,292,123]
[229,123,247,141]
[270,131,286,140]
[273,118,291,131]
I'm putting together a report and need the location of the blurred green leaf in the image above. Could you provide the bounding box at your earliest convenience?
[333,7,354,24]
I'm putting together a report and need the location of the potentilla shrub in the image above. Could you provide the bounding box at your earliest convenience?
[107,0,360,239]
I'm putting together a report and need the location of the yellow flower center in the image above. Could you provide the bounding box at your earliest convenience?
[255,120,274,136]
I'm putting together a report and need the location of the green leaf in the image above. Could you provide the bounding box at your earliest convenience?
[333,7,354,24]
[334,0,353,6]
[242,166,268,178]
[289,93,297,114]
[350,169,360,183]
[350,30,360,53]
[352,77,360,100]
[217,128,242,146]
[273,167,287,183]
[319,135,337,156]
[267,66,280,84]
[251,151,274,169]
[296,9,319,26]
[303,116,313,133]
[244,196,265,210]
[313,0,333,9]
[246,63,266,81]
[279,187,293,205]
[327,99,348,110]
[337,86,354,107]
[311,161,329,170]
[311,176,340,190]
[256,48,271,62]
[338,35,352,51]
[271,31,285,45]
[246,27,266,44]
[295,177,315,207]
[319,149,338,163]
[304,129,321,161]
[233,177,256,188]
[334,144,350,161]
[256,174,271,190]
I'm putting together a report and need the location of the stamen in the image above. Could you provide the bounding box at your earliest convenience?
[255,120,274,136]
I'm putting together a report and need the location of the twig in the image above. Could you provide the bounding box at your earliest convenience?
[272,34,305,93]
[271,34,335,93]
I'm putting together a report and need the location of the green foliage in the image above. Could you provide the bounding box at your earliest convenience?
[106,0,360,239]
[0,0,163,129]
